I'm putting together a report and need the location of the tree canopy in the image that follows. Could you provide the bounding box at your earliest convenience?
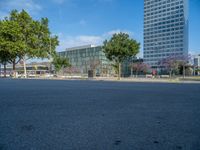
[103,32,140,79]
[52,55,71,73]
[159,54,191,77]
[0,18,24,64]
[131,62,150,76]
[8,10,59,59]
[0,9,59,77]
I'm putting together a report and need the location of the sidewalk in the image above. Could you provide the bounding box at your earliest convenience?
[9,76,200,84]
[93,77,200,84]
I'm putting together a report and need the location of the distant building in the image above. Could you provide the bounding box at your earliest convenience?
[121,57,144,77]
[58,45,145,77]
[143,0,189,68]
[0,62,51,77]
[194,55,200,67]
[58,45,113,76]
[193,55,200,75]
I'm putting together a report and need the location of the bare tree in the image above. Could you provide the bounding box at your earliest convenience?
[87,59,101,77]
[130,62,150,77]
[159,54,191,78]
[64,66,81,75]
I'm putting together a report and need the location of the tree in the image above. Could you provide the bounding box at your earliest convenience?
[52,55,71,74]
[86,59,101,77]
[14,10,59,78]
[159,54,191,78]
[159,56,179,77]
[178,55,191,78]
[103,32,140,80]
[64,66,81,75]
[130,62,150,77]
[0,51,10,77]
[0,10,59,78]
[0,18,24,77]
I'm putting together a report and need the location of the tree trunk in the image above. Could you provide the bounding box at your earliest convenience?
[118,63,121,80]
[3,63,6,78]
[23,56,27,78]
[131,66,133,77]
[169,70,172,78]
[62,67,64,76]
[12,60,16,78]
[183,65,185,78]
[136,70,138,78]
[93,69,96,78]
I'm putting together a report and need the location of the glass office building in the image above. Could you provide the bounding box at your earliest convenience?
[58,45,113,76]
[58,45,144,77]
[144,0,188,68]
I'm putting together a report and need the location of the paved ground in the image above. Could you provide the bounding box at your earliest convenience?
[0,79,200,150]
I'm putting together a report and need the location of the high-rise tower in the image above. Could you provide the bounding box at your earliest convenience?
[143,0,188,68]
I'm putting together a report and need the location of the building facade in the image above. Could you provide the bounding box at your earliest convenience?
[144,0,188,68]
[194,55,200,67]
[0,62,51,77]
[58,45,146,77]
[193,55,200,75]
[58,45,113,76]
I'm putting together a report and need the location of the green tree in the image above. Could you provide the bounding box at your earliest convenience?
[13,10,59,78]
[0,10,59,78]
[0,18,24,77]
[0,51,10,77]
[103,32,140,80]
[52,55,71,74]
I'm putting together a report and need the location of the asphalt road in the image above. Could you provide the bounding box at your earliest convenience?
[0,79,200,150]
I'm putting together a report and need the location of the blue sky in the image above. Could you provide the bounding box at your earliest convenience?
[0,0,200,57]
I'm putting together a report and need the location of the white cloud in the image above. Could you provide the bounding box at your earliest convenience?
[77,36,103,43]
[56,29,135,52]
[0,0,42,19]
[105,29,133,36]
[56,33,103,52]
[189,50,199,56]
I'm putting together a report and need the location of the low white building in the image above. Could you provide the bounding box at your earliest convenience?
[194,55,200,75]
[194,55,200,67]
